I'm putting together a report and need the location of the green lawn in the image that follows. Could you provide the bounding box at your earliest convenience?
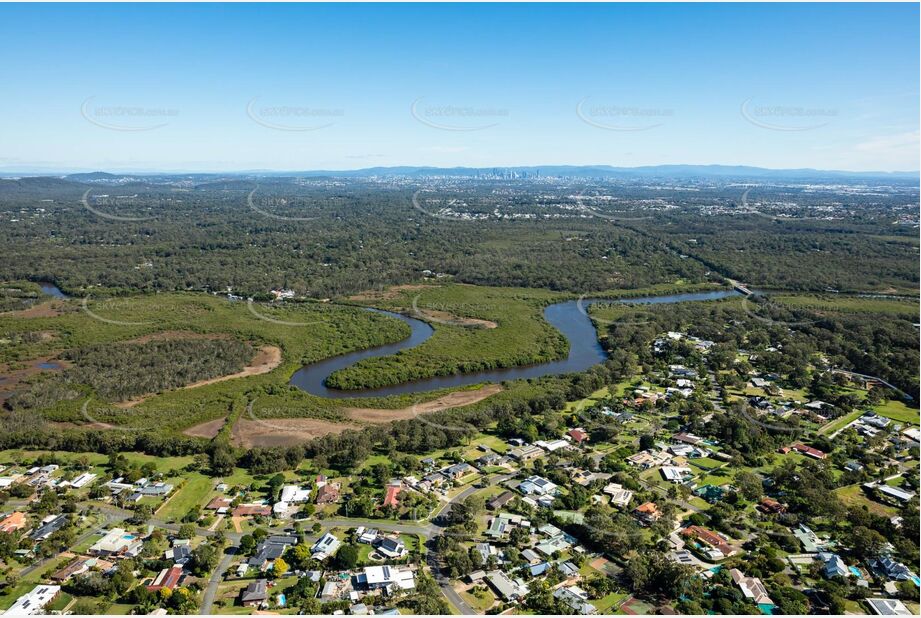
[157,473,214,520]
[461,587,496,612]
[594,592,629,613]
[873,399,920,424]
[835,484,897,517]
[818,409,863,435]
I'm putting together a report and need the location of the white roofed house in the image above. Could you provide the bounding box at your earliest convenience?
[356,565,416,594]
[518,475,559,497]
[280,485,311,503]
[553,585,597,615]
[89,528,143,558]
[603,483,634,508]
[660,466,694,484]
[311,532,341,559]
[5,585,61,615]
[535,438,571,453]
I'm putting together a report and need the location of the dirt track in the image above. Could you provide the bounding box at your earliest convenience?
[182,417,227,439]
[231,417,362,448]
[410,308,498,329]
[343,384,503,423]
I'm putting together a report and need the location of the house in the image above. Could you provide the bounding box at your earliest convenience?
[518,475,559,496]
[477,453,502,467]
[422,472,446,488]
[817,552,850,578]
[311,532,341,559]
[681,526,736,560]
[758,497,787,514]
[791,443,827,460]
[249,535,297,569]
[508,445,543,461]
[660,466,693,483]
[376,537,406,559]
[316,483,341,504]
[65,472,97,489]
[165,544,192,565]
[89,528,142,557]
[51,557,113,583]
[357,528,379,544]
[5,585,60,615]
[844,461,864,473]
[488,491,515,511]
[382,485,402,509]
[668,443,707,458]
[485,570,527,602]
[729,569,773,605]
[559,561,580,578]
[279,485,312,503]
[694,485,724,504]
[869,556,916,581]
[535,533,574,557]
[521,548,541,564]
[535,439,571,453]
[0,511,27,533]
[793,524,831,553]
[626,450,670,469]
[240,579,268,607]
[486,513,529,539]
[28,514,68,541]
[633,502,661,525]
[147,566,183,592]
[573,470,611,486]
[603,483,634,508]
[553,585,597,615]
[468,570,487,583]
[137,482,173,496]
[206,497,233,511]
[873,484,916,504]
[232,504,272,518]
[862,413,891,429]
[864,599,913,616]
[356,565,415,592]
[442,463,474,480]
[567,428,589,444]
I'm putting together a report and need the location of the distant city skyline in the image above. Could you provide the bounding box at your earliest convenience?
[0,3,918,173]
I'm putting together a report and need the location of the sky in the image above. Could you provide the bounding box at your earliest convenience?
[0,3,918,173]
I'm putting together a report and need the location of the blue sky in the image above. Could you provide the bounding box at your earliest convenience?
[0,3,917,172]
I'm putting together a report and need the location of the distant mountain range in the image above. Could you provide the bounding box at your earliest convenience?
[0,164,916,183]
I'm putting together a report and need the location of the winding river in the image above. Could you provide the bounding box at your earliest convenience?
[289,290,739,399]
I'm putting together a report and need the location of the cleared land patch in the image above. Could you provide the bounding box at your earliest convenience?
[343,384,503,423]
[231,416,362,448]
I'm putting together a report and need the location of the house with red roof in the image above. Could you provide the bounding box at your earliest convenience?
[791,443,827,460]
[383,485,402,508]
[681,526,736,559]
[0,512,27,533]
[147,566,183,592]
[567,428,589,444]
